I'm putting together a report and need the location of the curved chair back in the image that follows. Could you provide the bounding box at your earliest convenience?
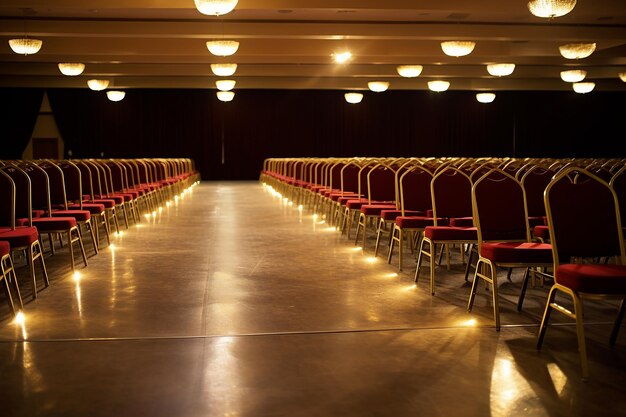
[366,163,397,204]
[546,167,625,269]
[0,169,16,228]
[431,167,473,221]
[340,162,361,195]
[18,162,52,214]
[520,165,555,218]
[399,165,433,215]
[610,165,626,229]
[1,165,33,226]
[472,169,530,243]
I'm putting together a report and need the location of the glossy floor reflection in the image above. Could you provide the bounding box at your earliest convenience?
[1,182,625,417]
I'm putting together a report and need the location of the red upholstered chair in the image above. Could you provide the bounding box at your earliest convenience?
[415,167,478,295]
[36,160,99,255]
[104,160,141,223]
[385,164,435,270]
[537,167,626,379]
[354,163,398,248]
[16,163,88,270]
[467,169,553,330]
[327,161,362,227]
[1,239,23,315]
[78,160,122,234]
[92,160,134,229]
[340,160,380,238]
[0,167,49,298]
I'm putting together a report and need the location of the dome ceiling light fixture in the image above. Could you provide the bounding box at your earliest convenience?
[106,90,126,102]
[619,72,626,82]
[441,41,475,57]
[527,0,576,19]
[428,80,450,92]
[486,63,516,77]
[206,40,240,57]
[211,63,237,76]
[572,82,595,94]
[344,92,363,104]
[216,79,236,91]
[396,65,423,78]
[87,79,110,91]
[476,93,496,103]
[8,38,43,55]
[194,0,238,16]
[560,69,587,82]
[559,43,596,59]
[58,62,86,76]
[217,91,235,102]
[368,81,389,92]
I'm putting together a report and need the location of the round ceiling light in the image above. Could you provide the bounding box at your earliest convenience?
[527,0,576,19]
[216,79,236,91]
[560,69,587,82]
[58,63,86,76]
[396,65,423,78]
[344,92,363,104]
[211,63,237,76]
[441,41,475,57]
[559,43,596,59]
[106,91,126,102]
[572,82,595,94]
[476,93,496,103]
[428,80,450,92]
[367,81,389,92]
[87,79,110,91]
[194,0,238,16]
[217,91,235,102]
[486,63,516,77]
[8,38,43,55]
[619,72,626,82]
[206,40,240,57]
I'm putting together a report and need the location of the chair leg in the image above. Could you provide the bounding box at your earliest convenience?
[571,292,589,379]
[517,267,531,312]
[489,262,501,331]
[86,220,98,254]
[537,285,558,350]
[397,228,404,271]
[463,245,475,282]
[609,299,625,346]
[414,237,427,283]
[3,254,23,311]
[68,231,76,271]
[387,226,398,264]
[429,240,437,295]
[1,257,17,315]
[374,219,385,257]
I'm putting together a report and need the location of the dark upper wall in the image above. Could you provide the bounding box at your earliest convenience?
[8,88,625,180]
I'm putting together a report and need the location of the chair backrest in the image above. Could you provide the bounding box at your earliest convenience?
[546,167,625,270]
[610,165,626,229]
[1,165,33,226]
[431,167,473,222]
[366,163,397,204]
[340,162,361,195]
[75,160,96,200]
[56,160,83,206]
[472,169,530,243]
[37,160,68,208]
[18,162,53,214]
[399,165,433,215]
[520,165,555,218]
[0,169,16,228]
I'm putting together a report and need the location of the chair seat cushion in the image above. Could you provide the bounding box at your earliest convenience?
[33,217,77,230]
[110,193,133,202]
[480,242,552,264]
[340,197,367,206]
[32,209,46,219]
[0,227,39,247]
[360,204,397,216]
[395,216,436,229]
[69,203,106,214]
[90,199,116,209]
[52,210,91,221]
[533,225,550,241]
[449,217,474,228]
[425,226,478,241]
[330,192,359,202]
[0,240,10,256]
[381,210,425,221]
[556,264,626,294]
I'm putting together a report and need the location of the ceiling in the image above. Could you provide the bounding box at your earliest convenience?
[1,0,625,91]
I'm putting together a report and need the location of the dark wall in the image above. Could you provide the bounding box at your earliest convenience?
[37,88,626,180]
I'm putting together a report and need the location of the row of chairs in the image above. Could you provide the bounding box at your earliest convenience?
[0,158,199,318]
[261,156,626,379]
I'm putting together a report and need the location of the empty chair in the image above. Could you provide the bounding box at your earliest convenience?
[467,169,553,330]
[537,167,626,379]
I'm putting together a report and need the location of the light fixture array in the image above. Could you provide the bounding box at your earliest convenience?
[487,63,515,77]
[396,65,423,78]
[428,81,450,92]
[211,63,237,76]
[217,91,235,102]
[573,82,595,94]
[441,41,475,57]
[559,43,596,59]
[87,79,110,91]
[206,40,240,57]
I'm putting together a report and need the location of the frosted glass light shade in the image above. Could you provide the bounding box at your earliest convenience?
[619,72,626,82]
[527,0,576,18]
[428,80,450,92]
[368,81,389,92]
[572,82,595,94]
[194,0,238,16]
[58,62,85,76]
[206,40,239,56]
[8,38,42,55]
[211,63,237,76]
[216,79,236,91]
[396,65,423,78]
[217,91,235,102]
[559,43,596,59]
[487,63,515,77]
[106,91,125,102]
[441,41,475,57]
[560,69,587,82]
[344,92,363,104]
[87,79,110,91]
[476,93,496,103]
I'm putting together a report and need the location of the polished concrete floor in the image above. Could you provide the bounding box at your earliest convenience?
[1,181,625,417]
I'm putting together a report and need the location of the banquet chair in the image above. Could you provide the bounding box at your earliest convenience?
[537,167,626,379]
[467,169,553,330]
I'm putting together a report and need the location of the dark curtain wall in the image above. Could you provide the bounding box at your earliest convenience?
[0,88,45,159]
[41,88,626,180]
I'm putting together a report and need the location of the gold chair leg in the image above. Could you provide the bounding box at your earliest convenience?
[610,299,626,346]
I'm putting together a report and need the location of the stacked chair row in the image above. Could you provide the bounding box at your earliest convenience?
[261,156,626,379]
[0,158,199,317]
